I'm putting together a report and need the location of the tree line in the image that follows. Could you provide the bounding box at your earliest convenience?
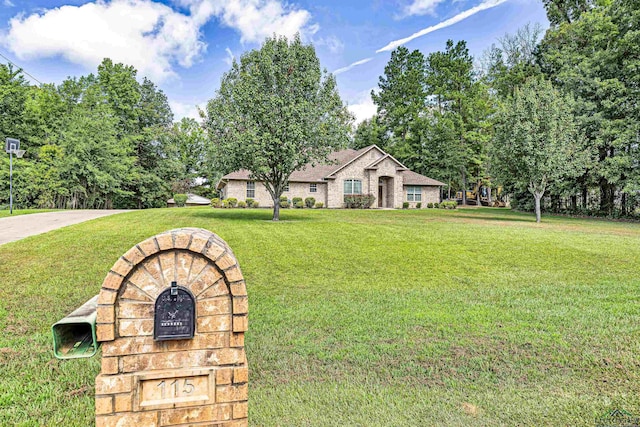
[2,0,637,220]
[356,0,639,220]
[0,58,208,209]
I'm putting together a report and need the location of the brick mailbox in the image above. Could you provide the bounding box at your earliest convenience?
[94,228,248,427]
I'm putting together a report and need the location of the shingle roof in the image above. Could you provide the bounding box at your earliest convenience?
[220,146,371,183]
[403,170,446,187]
[364,153,408,170]
[219,145,445,187]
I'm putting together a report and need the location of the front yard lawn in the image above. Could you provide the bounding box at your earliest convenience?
[0,207,638,426]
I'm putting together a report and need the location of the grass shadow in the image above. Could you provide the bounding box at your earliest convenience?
[188,208,316,222]
[452,213,535,223]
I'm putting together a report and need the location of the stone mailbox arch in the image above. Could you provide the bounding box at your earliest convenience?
[94,228,248,427]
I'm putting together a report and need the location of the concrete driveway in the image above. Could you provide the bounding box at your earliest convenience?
[0,210,130,246]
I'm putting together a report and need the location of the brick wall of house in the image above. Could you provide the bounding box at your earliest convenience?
[326,147,386,208]
[402,186,441,208]
[223,180,327,207]
[94,228,248,427]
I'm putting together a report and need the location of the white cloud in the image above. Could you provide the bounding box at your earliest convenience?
[170,100,206,121]
[3,0,15,7]
[333,57,373,75]
[315,35,344,54]
[400,0,446,18]
[348,89,377,125]
[223,47,235,66]
[2,0,317,83]
[377,0,509,53]
[3,0,205,82]
[178,0,316,44]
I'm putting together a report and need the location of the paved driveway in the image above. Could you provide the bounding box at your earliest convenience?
[0,210,130,246]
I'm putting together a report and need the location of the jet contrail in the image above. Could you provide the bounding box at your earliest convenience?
[376,0,509,53]
[333,57,373,75]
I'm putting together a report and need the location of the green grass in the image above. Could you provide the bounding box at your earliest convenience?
[0,208,60,218]
[0,207,638,426]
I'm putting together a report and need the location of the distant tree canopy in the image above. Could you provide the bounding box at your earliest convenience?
[0,59,210,210]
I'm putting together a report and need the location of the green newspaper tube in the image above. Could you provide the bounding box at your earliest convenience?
[52,295,99,359]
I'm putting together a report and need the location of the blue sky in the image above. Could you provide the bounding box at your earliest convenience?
[0,0,548,122]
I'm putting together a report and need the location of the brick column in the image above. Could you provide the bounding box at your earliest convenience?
[95,228,248,427]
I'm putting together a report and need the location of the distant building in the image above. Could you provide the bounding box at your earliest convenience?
[167,193,211,207]
[217,145,445,208]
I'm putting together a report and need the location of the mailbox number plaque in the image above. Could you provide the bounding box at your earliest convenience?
[153,281,196,341]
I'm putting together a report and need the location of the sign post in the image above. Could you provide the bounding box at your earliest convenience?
[5,138,24,215]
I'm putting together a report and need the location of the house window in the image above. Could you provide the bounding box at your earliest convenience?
[344,179,362,195]
[310,183,317,193]
[283,182,289,192]
[246,181,255,198]
[407,186,422,202]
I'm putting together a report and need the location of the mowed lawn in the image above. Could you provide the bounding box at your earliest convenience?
[0,207,638,426]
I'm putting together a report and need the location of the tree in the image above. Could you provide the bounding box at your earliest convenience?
[372,46,426,155]
[537,0,639,215]
[425,40,488,204]
[205,34,352,220]
[492,78,584,222]
[480,23,543,99]
[352,115,386,150]
[542,0,604,26]
[0,64,29,143]
[165,117,207,189]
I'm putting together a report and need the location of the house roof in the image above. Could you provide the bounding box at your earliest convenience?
[219,146,371,184]
[218,145,445,187]
[403,170,446,187]
[364,153,408,171]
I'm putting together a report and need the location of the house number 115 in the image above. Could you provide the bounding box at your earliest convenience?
[157,378,195,398]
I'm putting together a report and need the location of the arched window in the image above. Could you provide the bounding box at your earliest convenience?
[344,179,362,195]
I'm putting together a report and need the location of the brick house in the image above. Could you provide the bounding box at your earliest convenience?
[216,145,445,209]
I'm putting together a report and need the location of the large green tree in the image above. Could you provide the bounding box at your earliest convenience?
[205,34,352,220]
[425,40,491,204]
[371,46,426,156]
[538,0,640,215]
[493,78,585,222]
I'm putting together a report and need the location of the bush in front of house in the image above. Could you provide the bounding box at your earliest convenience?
[226,197,238,208]
[292,197,303,207]
[315,202,324,208]
[344,194,376,209]
[173,194,188,207]
[416,202,422,209]
[222,199,231,208]
[305,197,315,208]
[237,201,247,208]
[251,200,260,208]
[211,198,222,208]
[245,198,254,207]
[427,202,434,208]
[402,202,409,209]
[444,201,457,209]
[279,195,290,208]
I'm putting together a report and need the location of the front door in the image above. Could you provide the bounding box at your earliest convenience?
[378,181,383,207]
